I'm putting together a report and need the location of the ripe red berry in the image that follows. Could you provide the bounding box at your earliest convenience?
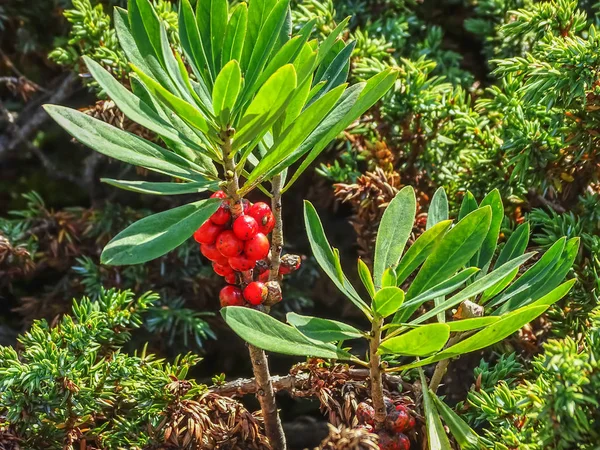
[244,233,270,260]
[194,221,223,245]
[219,285,244,307]
[210,203,231,225]
[258,270,270,282]
[386,408,410,433]
[229,255,256,272]
[213,262,234,277]
[216,230,244,257]
[233,215,258,240]
[248,202,275,234]
[243,281,267,305]
[356,402,375,425]
[396,434,410,450]
[407,415,415,429]
[211,190,227,199]
[377,431,409,450]
[201,243,223,261]
[279,255,301,274]
[224,273,237,284]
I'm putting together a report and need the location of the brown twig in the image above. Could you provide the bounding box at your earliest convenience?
[369,317,387,430]
[269,174,283,280]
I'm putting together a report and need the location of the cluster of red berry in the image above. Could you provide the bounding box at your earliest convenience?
[356,399,414,450]
[193,191,299,308]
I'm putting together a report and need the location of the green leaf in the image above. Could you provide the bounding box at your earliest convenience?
[304,201,371,317]
[373,287,405,318]
[179,0,213,86]
[357,259,376,299]
[101,199,220,265]
[212,60,242,126]
[222,306,352,359]
[284,68,398,191]
[233,64,297,151]
[447,316,501,332]
[373,186,416,289]
[419,369,452,450]
[286,312,362,342]
[316,17,350,65]
[458,191,478,220]
[471,189,504,271]
[529,279,576,308]
[310,41,354,104]
[402,305,549,369]
[427,187,448,230]
[380,323,449,356]
[132,65,211,135]
[381,268,397,288]
[210,0,228,72]
[411,252,535,325]
[396,220,452,286]
[101,179,218,195]
[243,0,277,69]
[393,268,479,324]
[221,2,247,67]
[431,394,482,449]
[44,105,206,182]
[406,207,492,299]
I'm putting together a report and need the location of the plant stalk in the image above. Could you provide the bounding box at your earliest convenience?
[221,132,286,450]
[370,316,387,429]
[269,174,283,280]
[429,333,463,393]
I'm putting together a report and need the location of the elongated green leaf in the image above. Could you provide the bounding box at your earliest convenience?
[221,3,247,67]
[529,279,575,307]
[481,222,530,301]
[402,305,548,369]
[101,179,218,195]
[179,0,213,86]
[210,0,228,72]
[447,316,500,332]
[396,220,452,286]
[381,268,397,288]
[222,307,351,359]
[472,189,503,271]
[310,41,354,104]
[373,287,405,318]
[243,0,277,69]
[358,259,375,299]
[246,83,346,185]
[373,186,416,289]
[304,201,371,316]
[393,268,479,323]
[419,369,452,450]
[458,191,478,220]
[44,105,206,182]
[380,323,449,356]
[284,68,398,191]
[101,199,219,265]
[427,187,448,230]
[431,394,482,449]
[213,60,242,126]
[407,207,492,300]
[233,64,297,151]
[316,17,350,65]
[411,252,535,325]
[286,312,362,342]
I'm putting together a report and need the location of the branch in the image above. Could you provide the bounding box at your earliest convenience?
[269,174,283,280]
[369,318,387,430]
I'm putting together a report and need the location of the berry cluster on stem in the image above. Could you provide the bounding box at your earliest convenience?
[356,399,415,450]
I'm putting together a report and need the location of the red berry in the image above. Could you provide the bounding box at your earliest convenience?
[242,198,252,212]
[244,233,270,260]
[407,415,415,429]
[229,255,256,272]
[210,203,231,225]
[224,273,237,284]
[356,402,375,425]
[377,431,409,450]
[233,215,259,240]
[216,230,244,257]
[201,243,224,262]
[243,281,267,305]
[219,285,244,307]
[248,202,275,234]
[211,190,227,199]
[386,408,410,433]
[397,434,410,450]
[213,262,234,277]
[194,221,223,244]
[279,255,301,274]
[258,270,270,282]
[357,424,374,433]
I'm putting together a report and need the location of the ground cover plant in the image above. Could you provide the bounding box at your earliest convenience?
[0,0,598,449]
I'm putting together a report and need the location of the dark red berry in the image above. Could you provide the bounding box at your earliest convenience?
[248,202,275,234]
[397,434,410,450]
[255,259,269,274]
[216,230,244,257]
[279,254,301,274]
[224,273,237,284]
[386,408,410,433]
[232,215,259,240]
[257,270,270,282]
[357,424,374,433]
[377,431,409,450]
[241,198,252,212]
[211,190,227,199]
[228,255,256,272]
[244,233,270,260]
[384,397,395,413]
[219,285,244,307]
[210,203,231,225]
[407,415,415,429]
[243,281,267,305]
[213,262,234,277]
[194,221,223,245]
[201,243,225,262]
[356,402,375,425]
